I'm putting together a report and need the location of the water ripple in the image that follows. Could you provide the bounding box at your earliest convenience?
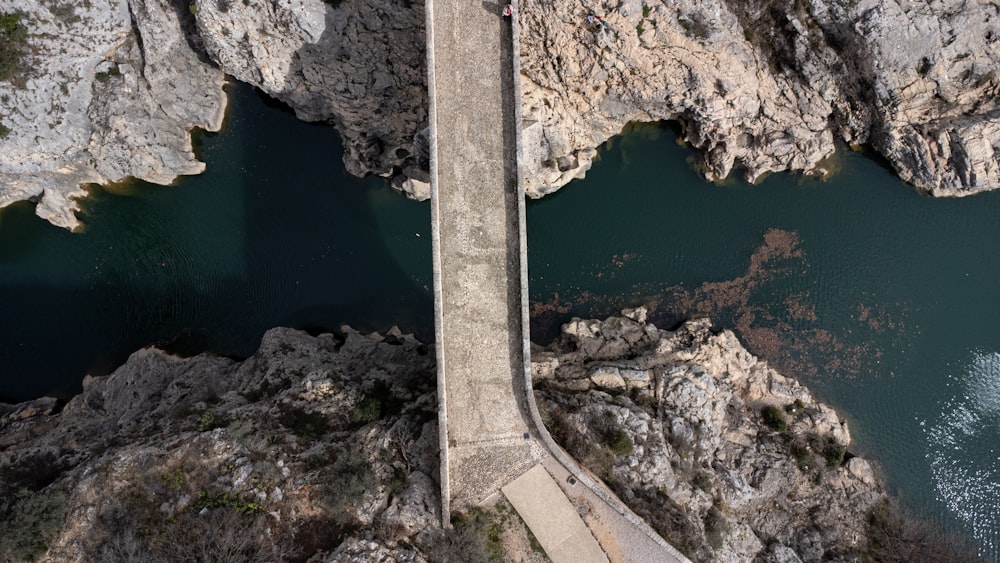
[923,351,1000,560]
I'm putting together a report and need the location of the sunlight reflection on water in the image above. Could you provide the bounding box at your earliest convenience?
[924,351,1000,560]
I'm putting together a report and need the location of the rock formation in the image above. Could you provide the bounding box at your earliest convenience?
[0,0,225,229]
[4,0,1000,228]
[190,0,430,197]
[518,0,1000,198]
[532,309,885,561]
[0,314,960,562]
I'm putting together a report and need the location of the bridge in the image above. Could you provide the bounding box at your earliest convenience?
[424,1,690,561]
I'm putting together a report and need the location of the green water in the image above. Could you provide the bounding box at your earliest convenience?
[0,83,433,401]
[1,88,998,557]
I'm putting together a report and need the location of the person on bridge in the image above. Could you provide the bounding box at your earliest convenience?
[502,4,513,17]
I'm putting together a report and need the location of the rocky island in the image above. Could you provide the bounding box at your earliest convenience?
[0,311,973,561]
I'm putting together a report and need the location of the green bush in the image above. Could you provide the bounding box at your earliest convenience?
[191,490,263,515]
[0,12,28,83]
[761,405,787,432]
[196,411,225,432]
[0,487,68,561]
[279,407,329,439]
[605,429,634,456]
[94,65,122,83]
[350,397,382,425]
[322,450,375,525]
[0,122,10,139]
[822,439,846,469]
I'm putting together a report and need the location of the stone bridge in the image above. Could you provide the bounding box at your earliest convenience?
[424,1,690,561]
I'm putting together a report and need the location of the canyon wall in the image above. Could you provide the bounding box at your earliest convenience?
[2,0,999,226]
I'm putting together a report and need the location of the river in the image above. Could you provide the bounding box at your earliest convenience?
[1,83,998,558]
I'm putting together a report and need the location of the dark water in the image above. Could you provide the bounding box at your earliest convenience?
[2,88,999,557]
[526,123,1000,559]
[0,83,433,402]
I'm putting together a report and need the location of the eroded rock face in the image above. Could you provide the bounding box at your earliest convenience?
[191,0,429,195]
[534,310,882,561]
[1,315,895,561]
[4,0,1000,229]
[0,0,226,229]
[519,0,1000,198]
[0,326,441,561]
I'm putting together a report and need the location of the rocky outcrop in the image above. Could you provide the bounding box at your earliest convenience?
[191,0,430,199]
[519,0,1000,198]
[0,0,226,229]
[0,314,919,562]
[0,325,445,561]
[4,0,1000,228]
[533,309,884,561]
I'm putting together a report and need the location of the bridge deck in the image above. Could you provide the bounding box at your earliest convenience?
[425,3,691,562]
[427,0,541,511]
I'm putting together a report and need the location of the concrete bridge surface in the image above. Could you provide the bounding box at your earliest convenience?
[424,0,691,561]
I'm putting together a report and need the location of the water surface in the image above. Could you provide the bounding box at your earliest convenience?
[0,83,433,401]
[526,123,1000,558]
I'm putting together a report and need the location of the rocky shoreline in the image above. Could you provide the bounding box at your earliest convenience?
[0,313,975,561]
[4,0,1000,228]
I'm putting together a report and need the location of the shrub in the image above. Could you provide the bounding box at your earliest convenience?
[279,407,329,439]
[0,12,28,83]
[0,122,10,139]
[604,429,634,456]
[785,398,806,413]
[791,441,812,470]
[822,439,846,469]
[0,487,68,561]
[865,498,981,562]
[151,509,279,563]
[196,411,225,432]
[703,504,729,549]
[191,490,263,515]
[692,470,712,492]
[94,65,122,83]
[322,450,375,525]
[351,397,382,425]
[761,405,787,432]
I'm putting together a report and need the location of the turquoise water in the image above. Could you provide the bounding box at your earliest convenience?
[2,89,998,557]
[0,83,433,401]
[526,123,1000,558]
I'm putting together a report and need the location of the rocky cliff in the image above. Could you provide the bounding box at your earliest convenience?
[518,0,1000,198]
[0,0,226,229]
[4,0,1000,228]
[2,314,966,562]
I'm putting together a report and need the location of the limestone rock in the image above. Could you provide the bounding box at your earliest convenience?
[324,537,428,563]
[535,313,886,561]
[517,0,1000,198]
[0,0,225,229]
[589,366,626,390]
[530,350,560,380]
[191,0,428,195]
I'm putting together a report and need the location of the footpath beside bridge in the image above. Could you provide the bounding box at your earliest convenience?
[424,1,690,561]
